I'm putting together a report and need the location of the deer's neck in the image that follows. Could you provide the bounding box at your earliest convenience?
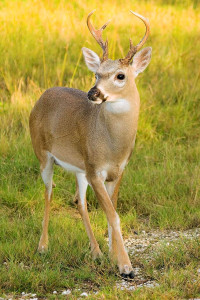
[101,84,140,132]
[105,98,131,114]
[95,86,140,156]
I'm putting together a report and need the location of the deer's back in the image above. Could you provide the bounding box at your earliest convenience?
[30,87,88,120]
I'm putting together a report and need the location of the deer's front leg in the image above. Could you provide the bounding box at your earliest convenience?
[105,174,123,261]
[88,174,134,278]
[75,173,102,260]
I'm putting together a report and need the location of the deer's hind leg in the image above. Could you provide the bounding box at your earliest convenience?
[75,173,102,259]
[38,152,54,253]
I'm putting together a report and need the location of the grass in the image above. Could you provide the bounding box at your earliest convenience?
[0,0,200,298]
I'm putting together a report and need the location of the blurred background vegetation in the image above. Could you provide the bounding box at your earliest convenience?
[0,0,199,297]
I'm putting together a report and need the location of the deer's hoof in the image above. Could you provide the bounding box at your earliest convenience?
[121,270,135,280]
[38,244,48,253]
[92,248,103,261]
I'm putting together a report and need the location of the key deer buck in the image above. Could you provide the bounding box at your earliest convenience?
[29,10,152,278]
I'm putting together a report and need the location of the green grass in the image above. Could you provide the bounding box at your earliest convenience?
[0,0,200,298]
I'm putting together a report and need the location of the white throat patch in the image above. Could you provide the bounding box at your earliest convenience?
[105,99,131,114]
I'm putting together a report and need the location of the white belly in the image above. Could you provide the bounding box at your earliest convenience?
[48,153,127,181]
[49,152,85,173]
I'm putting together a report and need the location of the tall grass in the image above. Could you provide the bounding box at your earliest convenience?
[0,0,200,297]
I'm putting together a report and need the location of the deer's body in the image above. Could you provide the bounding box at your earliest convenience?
[29,11,151,278]
[30,79,139,176]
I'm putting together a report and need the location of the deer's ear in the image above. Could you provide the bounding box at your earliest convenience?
[82,47,100,73]
[131,47,152,78]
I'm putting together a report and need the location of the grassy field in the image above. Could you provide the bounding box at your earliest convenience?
[0,0,200,298]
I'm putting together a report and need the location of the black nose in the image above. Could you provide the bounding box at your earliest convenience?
[88,87,100,101]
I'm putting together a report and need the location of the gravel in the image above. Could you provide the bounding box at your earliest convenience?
[61,289,71,295]
[80,292,88,297]
[115,227,200,291]
[1,228,199,299]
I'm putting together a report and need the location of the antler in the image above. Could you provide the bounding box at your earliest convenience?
[87,10,111,62]
[120,11,150,65]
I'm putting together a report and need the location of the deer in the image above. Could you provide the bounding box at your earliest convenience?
[29,10,152,279]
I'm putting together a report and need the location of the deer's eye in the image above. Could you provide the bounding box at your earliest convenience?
[117,73,125,80]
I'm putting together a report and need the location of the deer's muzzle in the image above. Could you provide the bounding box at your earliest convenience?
[87,86,107,102]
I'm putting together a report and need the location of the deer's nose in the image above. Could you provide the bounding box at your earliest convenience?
[87,87,100,101]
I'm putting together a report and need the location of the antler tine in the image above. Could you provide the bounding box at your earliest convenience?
[121,11,150,64]
[130,11,150,52]
[87,10,111,62]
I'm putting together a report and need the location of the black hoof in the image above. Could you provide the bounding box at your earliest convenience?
[121,270,135,280]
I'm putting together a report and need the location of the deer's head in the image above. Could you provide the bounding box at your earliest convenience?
[82,11,152,104]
